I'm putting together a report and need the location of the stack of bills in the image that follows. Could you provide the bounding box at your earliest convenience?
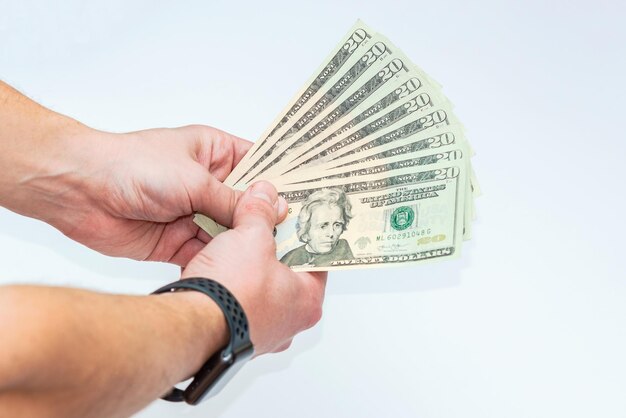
[195,20,479,272]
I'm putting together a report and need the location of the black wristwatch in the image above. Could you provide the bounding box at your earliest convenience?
[152,277,254,405]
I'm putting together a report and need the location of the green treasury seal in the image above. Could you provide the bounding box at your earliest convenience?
[390,206,415,231]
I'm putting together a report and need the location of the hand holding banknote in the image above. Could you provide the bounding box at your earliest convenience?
[0,80,327,416]
[0,95,251,267]
[67,125,252,266]
[182,180,327,355]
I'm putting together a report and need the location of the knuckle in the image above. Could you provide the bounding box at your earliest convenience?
[230,189,241,212]
[243,199,272,215]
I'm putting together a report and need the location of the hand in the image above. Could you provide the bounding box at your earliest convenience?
[0,82,250,266]
[181,181,327,355]
[50,125,251,266]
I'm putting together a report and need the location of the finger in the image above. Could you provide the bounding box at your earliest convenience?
[190,171,242,228]
[144,216,210,266]
[195,227,212,244]
[231,136,254,167]
[169,238,206,267]
[207,127,253,169]
[277,195,288,224]
[231,181,279,234]
[192,126,253,180]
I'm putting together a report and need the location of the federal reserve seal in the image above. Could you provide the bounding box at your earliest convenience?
[390,206,415,231]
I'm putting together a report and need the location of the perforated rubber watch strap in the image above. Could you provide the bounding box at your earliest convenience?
[152,277,254,404]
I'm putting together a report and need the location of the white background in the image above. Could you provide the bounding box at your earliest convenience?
[1,1,625,417]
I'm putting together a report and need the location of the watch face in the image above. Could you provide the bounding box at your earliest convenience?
[185,345,254,405]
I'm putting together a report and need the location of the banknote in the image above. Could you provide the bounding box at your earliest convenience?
[194,213,228,238]
[276,106,456,176]
[269,144,474,241]
[275,147,466,186]
[301,124,480,204]
[229,35,400,185]
[274,164,466,271]
[193,20,479,270]
[236,56,446,184]
[246,21,375,158]
[243,73,446,183]
[236,58,415,184]
[196,106,460,239]
[311,127,464,172]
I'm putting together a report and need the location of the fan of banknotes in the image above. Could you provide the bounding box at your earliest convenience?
[195,20,479,272]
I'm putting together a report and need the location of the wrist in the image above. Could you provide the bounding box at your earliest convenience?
[0,82,125,229]
[0,112,111,226]
[153,278,254,404]
[152,289,230,382]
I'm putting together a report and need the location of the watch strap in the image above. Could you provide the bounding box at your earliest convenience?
[152,277,253,404]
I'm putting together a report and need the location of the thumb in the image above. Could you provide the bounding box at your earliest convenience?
[232,181,283,234]
[191,170,243,228]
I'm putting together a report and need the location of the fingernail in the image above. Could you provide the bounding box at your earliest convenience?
[250,181,276,205]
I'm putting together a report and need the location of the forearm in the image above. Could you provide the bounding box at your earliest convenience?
[0,81,108,226]
[0,284,228,418]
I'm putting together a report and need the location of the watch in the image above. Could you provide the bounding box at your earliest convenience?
[152,277,254,405]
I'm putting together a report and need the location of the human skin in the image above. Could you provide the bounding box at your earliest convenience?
[0,81,327,417]
[0,81,247,266]
[305,204,345,254]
